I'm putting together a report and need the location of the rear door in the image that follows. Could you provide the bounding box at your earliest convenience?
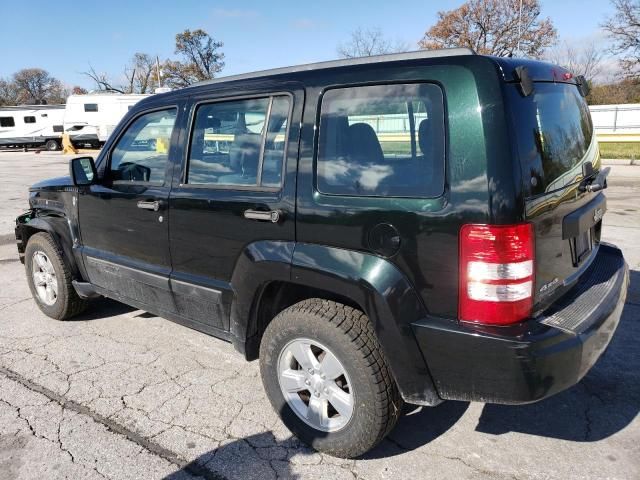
[506,80,604,312]
[168,88,303,332]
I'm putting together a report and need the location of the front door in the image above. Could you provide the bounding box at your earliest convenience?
[168,90,302,331]
[78,107,179,313]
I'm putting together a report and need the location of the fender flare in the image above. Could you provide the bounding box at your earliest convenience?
[16,213,81,277]
[231,241,441,406]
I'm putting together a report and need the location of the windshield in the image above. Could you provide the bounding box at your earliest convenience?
[508,82,596,197]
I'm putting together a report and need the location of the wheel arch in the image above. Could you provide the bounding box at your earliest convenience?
[16,213,81,278]
[231,241,442,406]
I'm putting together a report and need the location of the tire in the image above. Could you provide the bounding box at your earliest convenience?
[44,140,60,151]
[24,233,88,320]
[259,299,403,458]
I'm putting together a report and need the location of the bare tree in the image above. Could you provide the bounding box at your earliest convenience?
[547,41,605,83]
[82,64,125,93]
[337,27,408,58]
[419,0,557,58]
[162,29,225,88]
[123,53,157,94]
[602,0,640,78]
[0,78,21,106]
[12,68,66,104]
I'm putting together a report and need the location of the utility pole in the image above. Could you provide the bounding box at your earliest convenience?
[156,56,162,88]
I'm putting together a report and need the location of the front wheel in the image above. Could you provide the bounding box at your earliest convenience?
[24,233,87,320]
[259,299,403,458]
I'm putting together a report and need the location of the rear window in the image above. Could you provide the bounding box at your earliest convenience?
[509,83,595,196]
[84,103,98,112]
[316,83,445,198]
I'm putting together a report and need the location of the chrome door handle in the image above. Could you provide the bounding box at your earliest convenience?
[244,209,281,223]
[137,200,161,211]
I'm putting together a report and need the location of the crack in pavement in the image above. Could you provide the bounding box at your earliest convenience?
[0,365,225,480]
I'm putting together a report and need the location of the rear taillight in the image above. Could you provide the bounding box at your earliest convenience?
[459,223,535,325]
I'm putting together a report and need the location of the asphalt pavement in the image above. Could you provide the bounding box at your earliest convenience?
[0,150,638,480]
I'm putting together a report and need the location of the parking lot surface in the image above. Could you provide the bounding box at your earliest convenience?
[0,150,638,480]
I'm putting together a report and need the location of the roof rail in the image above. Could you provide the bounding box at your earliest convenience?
[190,48,476,88]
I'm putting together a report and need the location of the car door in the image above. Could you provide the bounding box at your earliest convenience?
[168,88,302,333]
[78,106,180,314]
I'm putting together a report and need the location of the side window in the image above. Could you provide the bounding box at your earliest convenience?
[109,108,176,184]
[24,116,36,124]
[84,104,98,112]
[0,117,15,127]
[316,83,445,197]
[187,95,291,188]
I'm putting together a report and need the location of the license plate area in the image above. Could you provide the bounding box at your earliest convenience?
[569,228,593,267]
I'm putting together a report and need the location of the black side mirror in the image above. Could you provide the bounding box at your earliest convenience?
[70,157,97,186]
[576,75,590,97]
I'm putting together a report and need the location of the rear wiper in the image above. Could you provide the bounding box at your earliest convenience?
[578,161,610,193]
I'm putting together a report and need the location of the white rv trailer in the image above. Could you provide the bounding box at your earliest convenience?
[63,93,150,147]
[0,105,65,150]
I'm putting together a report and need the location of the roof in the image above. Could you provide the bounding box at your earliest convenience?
[189,48,476,88]
[0,104,65,111]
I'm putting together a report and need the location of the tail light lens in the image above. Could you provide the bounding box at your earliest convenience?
[459,223,534,325]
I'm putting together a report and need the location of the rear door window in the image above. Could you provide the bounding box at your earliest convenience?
[508,82,595,196]
[316,83,445,197]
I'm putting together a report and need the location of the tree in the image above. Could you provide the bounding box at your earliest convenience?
[12,68,67,104]
[162,29,225,88]
[124,53,157,94]
[337,27,408,58]
[83,53,158,94]
[0,78,21,106]
[419,0,557,58]
[82,64,124,93]
[546,41,605,83]
[587,78,640,104]
[72,86,88,95]
[602,0,640,78]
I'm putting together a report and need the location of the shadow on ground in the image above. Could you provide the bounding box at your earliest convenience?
[476,269,640,441]
[127,273,640,478]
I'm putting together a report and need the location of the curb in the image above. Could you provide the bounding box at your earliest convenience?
[601,158,638,166]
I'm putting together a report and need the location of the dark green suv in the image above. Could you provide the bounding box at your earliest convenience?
[15,49,629,458]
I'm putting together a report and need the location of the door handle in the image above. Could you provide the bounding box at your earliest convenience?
[244,209,281,223]
[137,200,161,211]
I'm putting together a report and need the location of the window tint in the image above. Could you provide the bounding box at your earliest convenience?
[508,83,595,195]
[84,103,98,112]
[187,95,291,187]
[317,83,445,197]
[0,117,15,127]
[52,125,63,133]
[109,108,176,183]
[24,116,36,123]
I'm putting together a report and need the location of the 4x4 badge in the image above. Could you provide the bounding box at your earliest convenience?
[593,208,604,223]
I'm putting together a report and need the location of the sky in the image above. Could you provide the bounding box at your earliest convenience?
[0,0,618,90]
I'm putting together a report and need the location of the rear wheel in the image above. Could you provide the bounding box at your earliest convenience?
[259,299,403,458]
[25,233,87,320]
[44,139,60,151]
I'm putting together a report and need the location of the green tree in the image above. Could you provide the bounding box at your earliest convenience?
[162,29,225,88]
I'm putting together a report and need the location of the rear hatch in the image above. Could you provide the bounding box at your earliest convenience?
[503,61,604,314]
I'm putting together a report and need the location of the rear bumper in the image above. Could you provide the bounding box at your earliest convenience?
[412,244,629,404]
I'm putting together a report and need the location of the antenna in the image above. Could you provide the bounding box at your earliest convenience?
[517,0,523,56]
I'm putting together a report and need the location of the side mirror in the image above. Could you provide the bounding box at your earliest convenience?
[70,157,97,186]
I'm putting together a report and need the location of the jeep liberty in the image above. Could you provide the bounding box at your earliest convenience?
[15,49,629,458]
